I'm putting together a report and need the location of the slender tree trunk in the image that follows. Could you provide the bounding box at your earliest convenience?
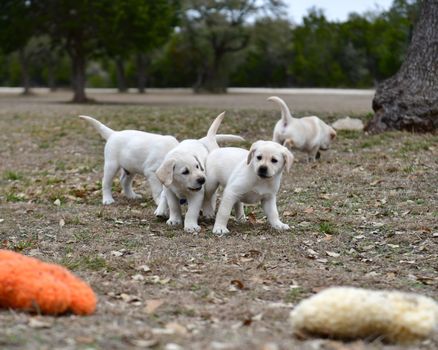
[47,59,56,92]
[366,0,438,133]
[70,51,88,103]
[115,58,128,93]
[18,48,32,95]
[136,53,147,94]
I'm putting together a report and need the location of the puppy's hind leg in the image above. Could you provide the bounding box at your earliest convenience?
[154,190,169,218]
[202,181,219,220]
[146,172,164,206]
[120,169,141,199]
[307,146,319,162]
[233,202,246,222]
[102,161,120,205]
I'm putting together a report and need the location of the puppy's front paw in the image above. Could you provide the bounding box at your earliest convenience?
[213,226,229,235]
[103,197,115,205]
[202,208,216,220]
[166,217,182,226]
[154,208,169,218]
[235,214,246,223]
[185,224,201,233]
[272,222,290,231]
[125,192,142,199]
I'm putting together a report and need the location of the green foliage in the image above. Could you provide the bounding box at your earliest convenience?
[0,0,420,90]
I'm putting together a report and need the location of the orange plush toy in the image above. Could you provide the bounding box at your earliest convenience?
[0,250,97,315]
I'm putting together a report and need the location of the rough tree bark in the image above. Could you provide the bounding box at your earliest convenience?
[366,0,438,133]
[70,53,87,103]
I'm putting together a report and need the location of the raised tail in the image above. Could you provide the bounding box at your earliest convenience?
[267,96,294,125]
[199,112,225,151]
[79,115,114,140]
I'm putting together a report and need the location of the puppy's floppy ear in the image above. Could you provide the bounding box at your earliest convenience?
[247,141,263,165]
[282,148,294,173]
[283,138,294,150]
[247,148,256,165]
[156,158,175,187]
[330,129,337,140]
[194,156,204,171]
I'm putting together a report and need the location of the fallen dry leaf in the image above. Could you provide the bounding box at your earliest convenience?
[29,318,53,329]
[247,212,257,225]
[326,251,340,258]
[229,280,245,292]
[120,293,141,304]
[59,218,65,228]
[165,322,188,336]
[131,274,145,281]
[111,250,124,257]
[144,299,165,314]
[137,264,151,272]
[303,207,314,214]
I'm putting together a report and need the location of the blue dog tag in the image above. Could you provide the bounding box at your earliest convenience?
[179,198,187,205]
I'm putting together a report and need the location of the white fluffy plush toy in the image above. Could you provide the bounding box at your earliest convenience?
[290,287,438,344]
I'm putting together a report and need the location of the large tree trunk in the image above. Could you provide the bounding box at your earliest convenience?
[136,53,147,94]
[115,58,128,93]
[47,57,56,92]
[195,53,227,93]
[366,0,438,133]
[70,52,88,103]
[18,48,32,96]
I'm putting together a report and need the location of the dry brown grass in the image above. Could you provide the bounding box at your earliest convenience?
[0,92,437,350]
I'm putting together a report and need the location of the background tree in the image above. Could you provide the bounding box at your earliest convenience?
[33,0,110,102]
[99,0,178,93]
[0,0,37,94]
[366,0,437,132]
[181,0,286,93]
[230,18,292,87]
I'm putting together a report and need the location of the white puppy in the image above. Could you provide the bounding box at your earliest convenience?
[203,140,293,235]
[268,96,336,161]
[155,112,243,233]
[79,115,178,206]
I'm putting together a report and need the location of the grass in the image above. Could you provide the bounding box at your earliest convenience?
[3,171,23,181]
[0,93,437,350]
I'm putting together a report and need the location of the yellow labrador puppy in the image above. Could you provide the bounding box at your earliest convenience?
[203,140,293,235]
[156,112,243,233]
[268,96,336,161]
[80,115,242,212]
[79,115,178,205]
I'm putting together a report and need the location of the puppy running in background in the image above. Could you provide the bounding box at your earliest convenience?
[268,96,336,161]
[79,115,178,206]
[155,112,243,233]
[203,140,293,235]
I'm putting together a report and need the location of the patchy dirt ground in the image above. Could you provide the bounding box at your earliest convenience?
[0,91,437,350]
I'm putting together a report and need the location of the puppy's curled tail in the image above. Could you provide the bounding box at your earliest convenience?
[216,134,245,143]
[200,111,225,151]
[79,115,114,140]
[267,96,293,125]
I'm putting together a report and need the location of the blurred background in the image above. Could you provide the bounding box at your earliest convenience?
[0,0,419,98]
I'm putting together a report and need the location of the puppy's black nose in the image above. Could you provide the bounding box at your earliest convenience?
[197,177,205,185]
[258,166,268,174]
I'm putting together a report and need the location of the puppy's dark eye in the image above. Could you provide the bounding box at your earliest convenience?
[182,169,189,175]
[271,158,278,163]
[196,165,199,169]
[256,155,262,161]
